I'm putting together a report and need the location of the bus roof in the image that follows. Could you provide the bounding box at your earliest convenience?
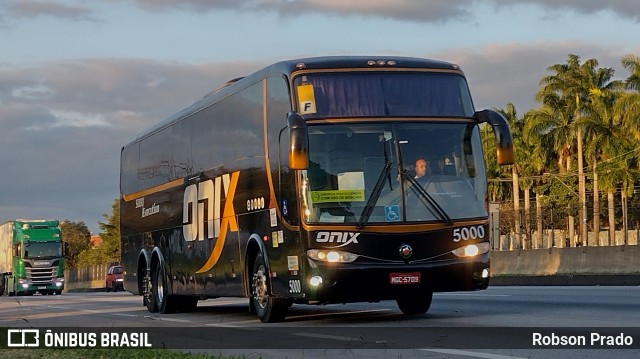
[122,56,462,149]
[269,56,459,73]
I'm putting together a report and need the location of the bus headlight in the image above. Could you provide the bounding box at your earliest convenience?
[452,242,490,258]
[309,276,323,287]
[307,249,359,263]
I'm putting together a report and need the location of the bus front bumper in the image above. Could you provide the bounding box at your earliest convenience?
[300,257,489,304]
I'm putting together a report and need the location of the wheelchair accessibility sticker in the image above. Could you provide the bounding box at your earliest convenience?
[385,205,400,222]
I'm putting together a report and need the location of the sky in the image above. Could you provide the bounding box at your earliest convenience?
[1,0,639,234]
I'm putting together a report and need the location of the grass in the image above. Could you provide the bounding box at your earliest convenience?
[0,348,247,359]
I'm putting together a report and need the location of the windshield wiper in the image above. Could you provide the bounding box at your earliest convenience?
[402,170,453,225]
[357,161,392,229]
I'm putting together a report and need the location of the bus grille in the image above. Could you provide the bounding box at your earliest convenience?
[26,267,56,285]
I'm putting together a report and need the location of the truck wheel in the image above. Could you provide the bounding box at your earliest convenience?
[0,275,5,296]
[251,254,288,322]
[396,290,433,315]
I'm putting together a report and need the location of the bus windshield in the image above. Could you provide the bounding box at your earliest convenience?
[293,72,475,118]
[301,123,487,225]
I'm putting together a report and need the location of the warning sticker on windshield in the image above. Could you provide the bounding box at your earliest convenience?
[310,190,365,203]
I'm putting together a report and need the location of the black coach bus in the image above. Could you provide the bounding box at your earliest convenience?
[120,56,513,322]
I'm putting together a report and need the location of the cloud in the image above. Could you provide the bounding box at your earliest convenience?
[492,0,640,22]
[119,0,640,23]
[438,41,632,114]
[4,0,97,21]
[125,0,475,23]
[0,59,260,232]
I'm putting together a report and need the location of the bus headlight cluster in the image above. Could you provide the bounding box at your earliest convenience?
[307,249,359,263]
[452,242,490,258]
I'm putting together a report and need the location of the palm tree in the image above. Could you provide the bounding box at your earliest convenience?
[525,100,575,173]
[622,54,640,91]
[534,54,622,245]
[497,104,524,248]
[580,88,624,244]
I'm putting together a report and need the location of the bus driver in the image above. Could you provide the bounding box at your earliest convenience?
[414,158,430,180]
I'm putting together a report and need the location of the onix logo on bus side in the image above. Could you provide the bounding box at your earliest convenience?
[182,171,239,273]
[315,232,360,248]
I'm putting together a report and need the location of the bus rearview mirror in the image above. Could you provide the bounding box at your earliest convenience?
[287,112,309,170]
[475,109,514,165]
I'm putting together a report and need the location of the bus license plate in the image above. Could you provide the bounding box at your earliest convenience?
[390,272,421,285]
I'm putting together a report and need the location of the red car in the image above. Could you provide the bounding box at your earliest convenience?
[105,265,124,292]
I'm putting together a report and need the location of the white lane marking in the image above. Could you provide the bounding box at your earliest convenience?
[421,348,528,359]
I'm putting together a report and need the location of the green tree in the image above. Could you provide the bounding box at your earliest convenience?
[622,54,640,91]
[97,198,121,264]
[77,199,120,267]
[60,220,91,269]
[529,54,622,245]
[580,87,624,244]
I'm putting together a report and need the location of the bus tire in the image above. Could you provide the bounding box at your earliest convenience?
[396,290,433,315]
[146,262,160,313]
[0,275,5,296]
[251,254,288,323]
[150,261,177,314]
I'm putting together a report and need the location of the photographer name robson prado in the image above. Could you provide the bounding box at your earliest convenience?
[533,332,634,346]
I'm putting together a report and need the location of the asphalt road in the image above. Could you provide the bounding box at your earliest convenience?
[1,286,639,358]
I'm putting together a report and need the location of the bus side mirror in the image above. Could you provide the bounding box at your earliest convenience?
[475,109,514,165]
[287,112,309,170]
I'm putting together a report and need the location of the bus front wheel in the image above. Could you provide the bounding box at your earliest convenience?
[396,290,433,315]
[251,254,288,323]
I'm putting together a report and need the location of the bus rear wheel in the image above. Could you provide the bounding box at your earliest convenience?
[251,254,288,323]
[150,260,181,314]
[396,290,433,315]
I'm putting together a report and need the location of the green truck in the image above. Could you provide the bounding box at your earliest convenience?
[0,219,65,296]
